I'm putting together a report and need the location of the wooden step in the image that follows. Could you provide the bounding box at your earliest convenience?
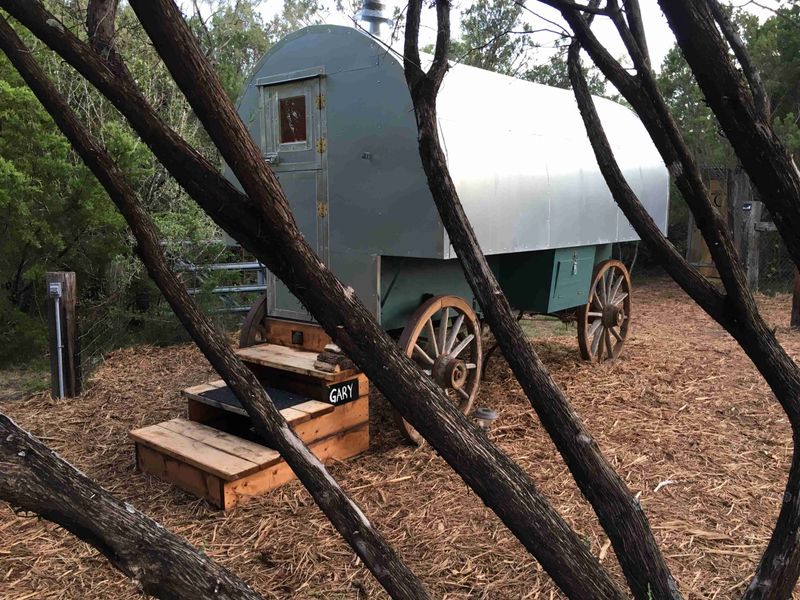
[236,343,357,381]
[131,415,369,510]
[182,380,334,421]
[259,318,331,353]
[182,382,369,447]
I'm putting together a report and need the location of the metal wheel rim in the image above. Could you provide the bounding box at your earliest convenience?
[577,260,631,362]
[239,294,269,348]
[395,295,482,445]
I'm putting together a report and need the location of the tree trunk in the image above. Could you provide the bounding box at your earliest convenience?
[562,14,800,599]
[0,414,266,600]
[402,2,679,599]
[3,2,625,597]
[0,17,428,599]
[658,0,800,274]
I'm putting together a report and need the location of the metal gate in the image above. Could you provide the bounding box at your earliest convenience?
[258,67,328,321]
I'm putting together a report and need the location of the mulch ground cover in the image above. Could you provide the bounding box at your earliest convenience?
[1,276,798,599]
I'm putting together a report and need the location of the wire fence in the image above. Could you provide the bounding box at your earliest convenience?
[75,243,265,385]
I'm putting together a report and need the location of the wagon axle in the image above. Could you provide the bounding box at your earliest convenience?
[603,304,625,329]
[433,354,469,390]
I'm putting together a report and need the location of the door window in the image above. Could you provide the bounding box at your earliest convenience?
[260,77,320,167]
[279,95,307,144]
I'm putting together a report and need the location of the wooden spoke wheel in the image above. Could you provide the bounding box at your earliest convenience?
[578,260,631,362]
[239,294,269,348]
[395,295,482,445]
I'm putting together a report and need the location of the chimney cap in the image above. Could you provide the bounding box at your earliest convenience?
[357,0,393,37]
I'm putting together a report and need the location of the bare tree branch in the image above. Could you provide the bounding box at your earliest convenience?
[622,0,648,64]
[0,16,429,599]
[402,2,683,599]
[0,411,265,600]
[557,2,800,596]
[429,0,450,89]
[41,0,635,596]
[531,0,610,15]
[707,0,771,119]
[86,0,118,55]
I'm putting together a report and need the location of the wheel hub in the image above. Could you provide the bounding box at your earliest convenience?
[602,305,624,328]
[433,354,468,389]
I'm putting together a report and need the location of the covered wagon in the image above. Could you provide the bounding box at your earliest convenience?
[227,18,668,442]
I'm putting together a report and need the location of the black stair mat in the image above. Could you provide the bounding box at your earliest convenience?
[195,385,310,416]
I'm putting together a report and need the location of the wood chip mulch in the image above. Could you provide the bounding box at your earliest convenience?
[1,276,799,599]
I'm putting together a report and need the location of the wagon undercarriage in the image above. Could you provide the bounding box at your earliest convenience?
[241,251,632,445]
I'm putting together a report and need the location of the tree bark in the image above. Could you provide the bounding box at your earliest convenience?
[86,0,119,56]
[562,16,800,600]
[4,2,625,597]
[0,414,266,600]
[0,17,428,599]
[403,2,680,599]
[658,0,800,275]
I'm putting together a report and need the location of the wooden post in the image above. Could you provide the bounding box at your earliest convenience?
[730,169,754,258]
[743,200,763,292]
[792,270,800,329]
[46,272,81,397]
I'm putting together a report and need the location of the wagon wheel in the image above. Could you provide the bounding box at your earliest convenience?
[395,295,482,445]
[577,260,631,362]
[239,294,269,348]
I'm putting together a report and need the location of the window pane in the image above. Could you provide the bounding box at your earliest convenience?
[279,95,307,144]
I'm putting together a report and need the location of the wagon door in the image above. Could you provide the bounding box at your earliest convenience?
[258,70,328,321]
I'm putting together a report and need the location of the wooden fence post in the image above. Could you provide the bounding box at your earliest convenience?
[46,272,81,397]
[742,200,763,293]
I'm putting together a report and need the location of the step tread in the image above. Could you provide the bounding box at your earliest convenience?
[235,343,358,381]
[130,420,265,480]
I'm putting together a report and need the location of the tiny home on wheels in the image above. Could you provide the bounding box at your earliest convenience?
[228,13,668,443]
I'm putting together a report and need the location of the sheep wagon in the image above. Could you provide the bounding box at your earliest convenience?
[227,18,669,442]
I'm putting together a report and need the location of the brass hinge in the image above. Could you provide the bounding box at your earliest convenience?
[315,94,326,109]
[316,138,327,153]
[317,201,329,218]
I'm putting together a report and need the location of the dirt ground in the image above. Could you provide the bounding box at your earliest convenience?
[1,276,799,599]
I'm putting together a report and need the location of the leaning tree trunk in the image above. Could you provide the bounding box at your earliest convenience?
[402,1,679,598]
[0,16,428,599]
[0,414,265,600]
[554,2,800,597]
[658,0,800,274]
[2,1,625,597]
[124,3,626,597]
[654,4,800,597]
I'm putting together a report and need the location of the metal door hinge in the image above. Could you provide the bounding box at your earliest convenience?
[317,201,328,218]
[316,138,327,153]
[315,94,326,109]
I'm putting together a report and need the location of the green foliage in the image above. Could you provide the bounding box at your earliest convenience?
[523,50,606,95]
[448,0,605,95]
[657,3,800,165]
[657,4,800,260]
[744,2,800,156]
[1,1,318,369]
[657,46,734,168]
[0,295,47,365]
[450,0,534,76]
[0,43,127,367]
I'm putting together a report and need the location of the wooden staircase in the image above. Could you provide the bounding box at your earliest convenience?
[129,319,369,510]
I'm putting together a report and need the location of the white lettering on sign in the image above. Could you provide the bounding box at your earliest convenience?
[328,379,358,404]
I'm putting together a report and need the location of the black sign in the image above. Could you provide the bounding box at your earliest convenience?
[326,378,360,405]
